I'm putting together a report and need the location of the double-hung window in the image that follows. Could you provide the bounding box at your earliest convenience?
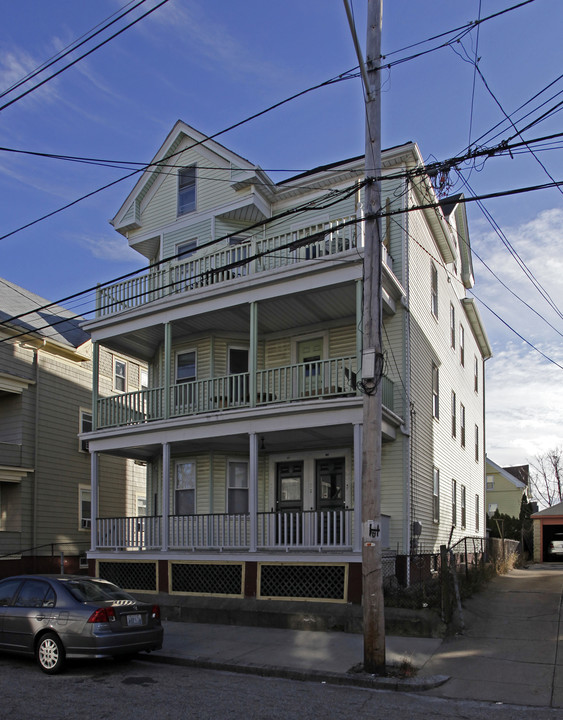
[431,264,439,317]
[79,486,91,530]
[175,461,196,515]
[227,461,249,514]
[475,494,480,531]
[79,409,92,453]
[432,364,440,419]
[176,351,196,383]
[433,467,440,523]
[114,358,126,392]
[475,424,480,461]
[178,166,196,215]
[451,391,457,438]
[460,403,466,447]
[451,479,457,526]
[459,324,465,366]
[461,485,466,528]
[450,304,456,348]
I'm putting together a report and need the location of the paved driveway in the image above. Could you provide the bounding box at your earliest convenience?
[419,564,563,707]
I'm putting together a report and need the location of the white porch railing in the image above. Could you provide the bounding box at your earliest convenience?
[96,356,366,429]
[257,510,354,548]
[96,516,162,550]
[94,510,356,551]
[95,217,360,318]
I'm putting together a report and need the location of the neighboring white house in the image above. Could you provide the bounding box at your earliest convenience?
[0,279,146,576]
[81,121,491,617]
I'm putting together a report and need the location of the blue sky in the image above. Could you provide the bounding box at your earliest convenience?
[1,0,562,470]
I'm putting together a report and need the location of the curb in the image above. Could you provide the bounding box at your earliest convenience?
[138,653,450,692]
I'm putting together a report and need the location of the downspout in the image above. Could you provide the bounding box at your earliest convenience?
[32,346,41,552]
[402,177,412,558]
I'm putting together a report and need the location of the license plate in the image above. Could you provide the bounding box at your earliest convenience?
[126,613,143,627]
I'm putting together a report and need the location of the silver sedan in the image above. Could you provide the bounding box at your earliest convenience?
[0,574,163,674]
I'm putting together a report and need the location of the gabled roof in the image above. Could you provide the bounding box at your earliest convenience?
[0,278,89,352]
[110,120,275,234]
[486,457,527,489]
[440,194,474,289]
[531,500,563,518]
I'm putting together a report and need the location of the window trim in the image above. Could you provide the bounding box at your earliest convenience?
[451,390,457,438]
[79,484,91,531]
[474,356,479,393]
[175,460,197,515]
[175,348,197,384]
[432,363,440,419]
[459,323,465,366]
[461,485,467,528]
[227,459,249,515]
[113,356,127,393]
[452,478,457,527]
[475,424,480,462]
[433,467,440,523]
[450,303,456,348]
[79,408,92,453]
[176,238,198,260]
[460,403,466,448]
[475,493,480,531]
[177,165,196,216]
[431,263,439,317]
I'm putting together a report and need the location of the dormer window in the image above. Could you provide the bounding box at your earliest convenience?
[178,166,196,215]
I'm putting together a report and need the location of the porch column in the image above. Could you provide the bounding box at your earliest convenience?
[249,301,257,408]
[353,423,363,552]
[249,432,258,552]
[92,341,99,429]
[162,442,170,552]
[164,322,172,420]
[90,451,99,552]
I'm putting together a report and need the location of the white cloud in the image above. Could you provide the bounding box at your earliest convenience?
[485,341,563,467]
[136,0,290,86]
[474,208,563,342]
[79,234,143,263]
[474,208,563,470]
[0,48,60,107]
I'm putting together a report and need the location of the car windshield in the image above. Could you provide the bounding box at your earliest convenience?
[63,579,135,603]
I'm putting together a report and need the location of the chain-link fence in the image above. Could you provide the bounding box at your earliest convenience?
[382,537,515,621]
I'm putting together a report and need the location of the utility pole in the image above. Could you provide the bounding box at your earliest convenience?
[360,0,385,673]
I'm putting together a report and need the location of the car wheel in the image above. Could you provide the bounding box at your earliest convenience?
[36,632,65,675]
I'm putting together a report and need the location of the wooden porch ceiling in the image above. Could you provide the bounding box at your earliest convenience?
[98,281,358,361]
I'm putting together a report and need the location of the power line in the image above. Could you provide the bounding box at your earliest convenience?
[0,67,361,242]
[0,0,147,101]
[458,172,563,322]
[2,175,562,344]
[0,0,171,113]
[470,291,563,371]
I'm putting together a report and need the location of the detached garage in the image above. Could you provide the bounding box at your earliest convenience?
[531,501,563,562]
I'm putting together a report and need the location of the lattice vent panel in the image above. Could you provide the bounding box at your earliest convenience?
[259,564,346,600]
[98,561,157,592]
[171,562,243,596]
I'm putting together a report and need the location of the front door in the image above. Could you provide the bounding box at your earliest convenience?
[228,347,248,404]
[276,461,303,544]
[316,458,346,544]
[297,337,323,396]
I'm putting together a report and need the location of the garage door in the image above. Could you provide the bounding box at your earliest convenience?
[542,524,563,562]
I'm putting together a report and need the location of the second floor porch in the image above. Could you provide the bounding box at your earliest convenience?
[95,354,395,430]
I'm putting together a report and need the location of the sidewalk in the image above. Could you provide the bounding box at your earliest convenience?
[141,564,563,705]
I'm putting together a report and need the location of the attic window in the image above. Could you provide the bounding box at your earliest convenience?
[178,166,196,215]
